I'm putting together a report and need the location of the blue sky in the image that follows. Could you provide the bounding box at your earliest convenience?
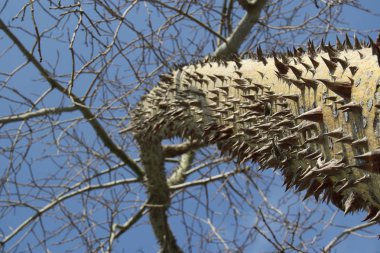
[1,1,380,252]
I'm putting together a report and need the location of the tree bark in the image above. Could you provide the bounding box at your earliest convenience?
[137,137,183,253]
[132,40,380,223]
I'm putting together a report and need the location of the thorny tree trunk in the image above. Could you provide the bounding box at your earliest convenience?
[1,1,380,252]
[131,36,380,228]
[133,1,267,251]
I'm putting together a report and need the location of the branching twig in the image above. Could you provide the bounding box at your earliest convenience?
[107,201,149,252]
[322,221,377,253]
[212,0,266,56]
[170,167,249,191]
[0,106,77,125]
[0,19,144,178]
[0,177,139,245]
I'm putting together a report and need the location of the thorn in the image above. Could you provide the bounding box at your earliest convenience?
[277,133,298,145]
[368,36,378,55]
[344,33,353,50]
[304,150,322,160]
[234,59,242,70]
[325,95,338,101]
[303,180,320,200]
[317,79,353,99]
[338,101,362,112]
[344,192,357,214]
[349,66,358,76]
[288,65,303,79]
[291,121,318,132]
[335,135,353,144]
[296,47,305,57]
[159,73,174,83]
[256,71,265,79]
[257,46,267,65]
[368,35,380,66]
[354,173,371,184]
[274,55,289,75]
[280,53,290,64]
[234,71,243,78]
[308,56,320,69]
[208,88,220,95]
[358,50,364,59]
[283,94,299,102]
[369,210,380,222]
[308,40,317,57]
[351,137,368,147]
[334,98,346,105]
[325,127,343,138]
[318,38,326,52]
[325,45,339,58]
[354,34,362,49]
[233,78,247,85]
[300,77,318,90]
[194,71,204,79]
[304,134,324,145]
[290,47,298,58]
[272,108,291,117]
[363,208,378,222]
[313,179,331,201]
[214,74,226,83]
[321,57,338,74]
[354,148,380,162]
[289,79,305,90]
[331,57,349,71]
[296,106,323,122]
[336,36,344,50]
[300,62,312,72]
[335,179,352,194]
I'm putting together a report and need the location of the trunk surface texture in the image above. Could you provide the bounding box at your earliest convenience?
[132,38,380,222]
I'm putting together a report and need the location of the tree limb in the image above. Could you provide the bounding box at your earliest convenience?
[137,138,183,253]
[162,140,205,157]
[322,221,377,253]
[170,167,249,191]
[0,106,77,125]
[167,151,195,186]
[212,0,266,57]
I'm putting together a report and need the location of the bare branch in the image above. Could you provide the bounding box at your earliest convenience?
[167,151,195,186]
[0,106,76,125]
[107,201,149,252]
[163,140,205,157]
[322,221,377,253]
[170,167,249,191]
[149,1,227,44]
[212,0,266,56]
[1,177,139,245]
[0,19,144,178]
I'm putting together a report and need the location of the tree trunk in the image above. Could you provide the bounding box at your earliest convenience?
[132,39,380,222]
